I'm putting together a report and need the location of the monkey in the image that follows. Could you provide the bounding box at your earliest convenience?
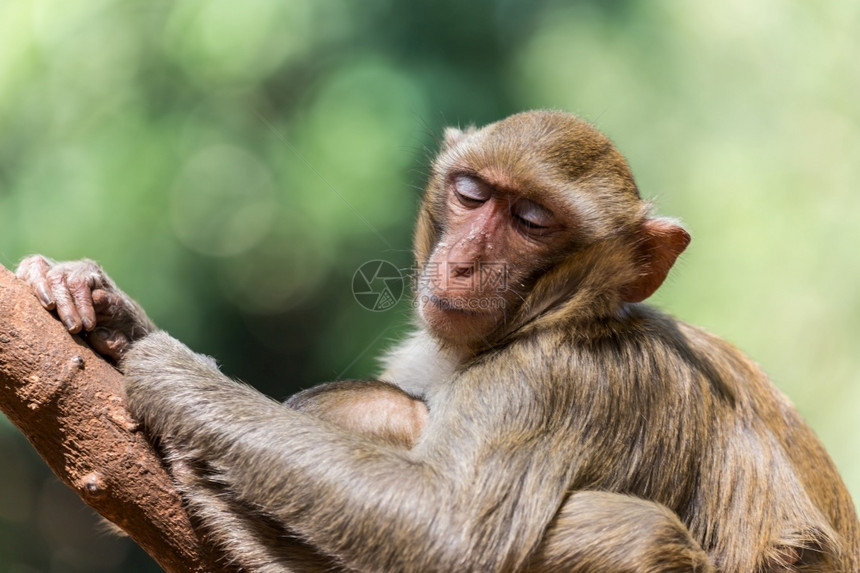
[17,110,860,572]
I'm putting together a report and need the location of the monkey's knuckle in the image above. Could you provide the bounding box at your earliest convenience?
[15,255,34,271]
[44,260,102,290]
[79,272,102,291]
[45,266,68,286]
[79,258,106,278]
[65,273,87,290]
[15,254,51,278]
[22,254,50,266]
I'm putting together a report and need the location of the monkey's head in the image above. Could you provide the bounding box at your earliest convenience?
[414,110,690,351]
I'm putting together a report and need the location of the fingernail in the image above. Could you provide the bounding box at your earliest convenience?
[82,317,95,331]
[64,318,79,333]
[38,286,54,308]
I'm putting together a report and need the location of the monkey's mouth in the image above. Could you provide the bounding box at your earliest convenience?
[423,294,506,314]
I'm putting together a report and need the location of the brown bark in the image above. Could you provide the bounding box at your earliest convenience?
[0,264,231,572]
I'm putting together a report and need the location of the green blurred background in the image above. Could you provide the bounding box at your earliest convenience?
[0,0,858,570]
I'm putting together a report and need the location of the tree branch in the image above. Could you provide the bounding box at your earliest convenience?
[0,264,232,572]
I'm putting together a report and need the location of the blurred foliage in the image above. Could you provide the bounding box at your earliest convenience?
[0,0,858,570]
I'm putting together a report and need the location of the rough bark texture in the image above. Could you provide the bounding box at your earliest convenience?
[0,264,231,573]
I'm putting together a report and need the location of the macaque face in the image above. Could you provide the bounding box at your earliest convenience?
[412,111,672,349]
[417,171,574,346]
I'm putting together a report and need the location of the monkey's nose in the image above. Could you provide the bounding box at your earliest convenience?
[449,263,474,279]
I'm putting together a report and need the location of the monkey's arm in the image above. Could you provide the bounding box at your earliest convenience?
[122,332,572,573]
[286,380,428,447]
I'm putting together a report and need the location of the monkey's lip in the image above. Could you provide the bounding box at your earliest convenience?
[424,294,501,316]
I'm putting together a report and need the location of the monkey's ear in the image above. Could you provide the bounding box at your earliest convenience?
[442,126,476,149]
[621,218,690,303]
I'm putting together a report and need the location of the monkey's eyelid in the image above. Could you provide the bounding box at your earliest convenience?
[511,199,553,228]
[452,175,492,202]
[514,216,547,229]
[453,190,487,208]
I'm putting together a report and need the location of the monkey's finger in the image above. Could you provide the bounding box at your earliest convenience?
[88,328,130,362]
[15,255,56,310]
[67,276,99,332]
[92,288,125,319]
[46,271,84,333]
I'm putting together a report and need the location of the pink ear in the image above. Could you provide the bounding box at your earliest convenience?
[620,218,690,303]
[442,126,476,149]
[443,127,465,148]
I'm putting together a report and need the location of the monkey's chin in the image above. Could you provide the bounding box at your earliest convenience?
[418,294,504,346]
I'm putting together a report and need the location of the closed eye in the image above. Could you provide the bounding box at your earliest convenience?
[453,175,492,206]
[514,215,548,230]
[511,199,554,231]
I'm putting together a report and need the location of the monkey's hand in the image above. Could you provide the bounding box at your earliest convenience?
[16,255,156,362]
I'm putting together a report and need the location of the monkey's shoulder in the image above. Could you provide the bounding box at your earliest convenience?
[510,304,788,408]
